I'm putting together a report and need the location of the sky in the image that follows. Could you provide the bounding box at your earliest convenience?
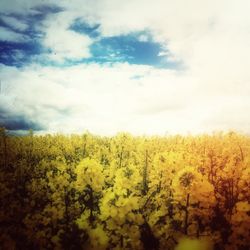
[0,0,250,135]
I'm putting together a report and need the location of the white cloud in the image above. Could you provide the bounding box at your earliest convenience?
[0,0,58,14]
[1,0,250,134]
[0,26,28,42]
[1,15,28,31]
[1,60,249,135]
[41,12,92,62]
[137,34,149,42]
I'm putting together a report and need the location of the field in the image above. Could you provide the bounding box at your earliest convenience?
[0,129,249,249]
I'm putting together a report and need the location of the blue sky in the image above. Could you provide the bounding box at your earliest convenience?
[0,0,250,135]
[0,7,175,68]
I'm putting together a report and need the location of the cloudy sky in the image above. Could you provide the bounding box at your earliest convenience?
[0,0,250,135]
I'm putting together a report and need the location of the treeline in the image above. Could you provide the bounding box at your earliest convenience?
[0,128,249,249]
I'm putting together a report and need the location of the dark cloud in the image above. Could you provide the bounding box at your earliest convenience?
[0,41,44,67]
[0,107,45,131]
[69,18,100,38]
[31,4,64,14]
[0,3,63,67]
[0,117,44,130]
